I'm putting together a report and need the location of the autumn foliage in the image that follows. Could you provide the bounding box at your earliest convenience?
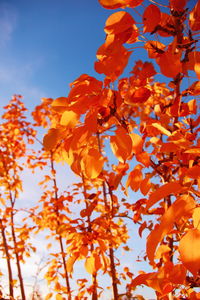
[0,0,200,299]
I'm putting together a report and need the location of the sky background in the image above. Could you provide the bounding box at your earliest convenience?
[0,0,198,299]
[0,0,115,113]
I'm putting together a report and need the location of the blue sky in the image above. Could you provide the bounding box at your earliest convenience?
[0,0,115,113]
[0,0,197,112]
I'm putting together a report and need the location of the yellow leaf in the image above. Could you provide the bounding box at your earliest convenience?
[85,253,102,275]
[184,148,200,154]
[60,110,78,128]
[179,229,200,276]
[193,207,200,230]
[56,294,63,300]
[45,293,53,300]
[151,122,171,136]
[66,255,77,273]
[85,255,95,275]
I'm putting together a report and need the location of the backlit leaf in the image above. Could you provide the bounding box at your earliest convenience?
[110,128,133,162]
[179,229,200,276]
[151,122,172,136]
[85,254,102,274]
[45,293,53,300]
[140,177,151,196]
[81,148,104,179]
[147,196,195,264]
[189,1,200,31]
[130,133,143,154]
[146,182,182,209]
[60,110,78,128]
[66,255,77,273]
[193,207,200,230]
[127,166,143,192]
[98,0,143,9]
[105,11,135,35]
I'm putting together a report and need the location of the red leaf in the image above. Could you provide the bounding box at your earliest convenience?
[143,5,161,33]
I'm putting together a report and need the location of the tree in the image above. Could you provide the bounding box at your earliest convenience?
[0,0,199,299]
[0,96,37,300]
[42,0,200,299]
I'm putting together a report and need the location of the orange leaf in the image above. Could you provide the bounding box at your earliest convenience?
[60,110,78,128]
[127,87,151,104]
[110,128,133,162]
[81,149,104,179]
[179,229,200,276]
[131,273,154,287]
[193,207,200,230]
[143,5,161,33]
[51,97,68,112]
[189,1,200,31]
[187,165,200,179]
[146,182,182,210]
[194,63,200,79]
[95,43,132,81]
[136,151,151,167]
[160,142,180,153]
[139,221,147,237]
[130,133,143,154]
[127,166,143,192]
[140,177,151,196]
[98,0,143,9]
[168,264,187,285]
[43,128,60,151]
[105,11,135,35]
[45,293,53,300]
[147,196,195,264]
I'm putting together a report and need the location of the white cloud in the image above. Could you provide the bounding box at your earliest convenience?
[0,2,18,48]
